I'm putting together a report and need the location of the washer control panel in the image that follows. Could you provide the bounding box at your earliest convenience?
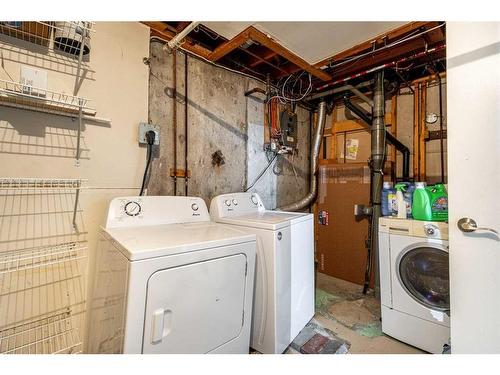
[105,196,209,228]
[210,192,265,218]
[423,223,440,238]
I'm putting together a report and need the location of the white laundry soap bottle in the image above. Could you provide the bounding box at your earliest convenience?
[395,183,406,219]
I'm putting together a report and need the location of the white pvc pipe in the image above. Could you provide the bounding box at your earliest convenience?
[164,22,200,52]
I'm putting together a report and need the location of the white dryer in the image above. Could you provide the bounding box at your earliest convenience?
[85,196,256,354]
[378,217,450,353]
[210,192,314,354]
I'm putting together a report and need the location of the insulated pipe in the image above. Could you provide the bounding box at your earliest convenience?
[164,22,200,52]
[343,95,410,180]
[370,71,386,297]
[277,100,327,211]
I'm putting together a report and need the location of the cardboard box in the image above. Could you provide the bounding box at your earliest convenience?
[316,162,393,286]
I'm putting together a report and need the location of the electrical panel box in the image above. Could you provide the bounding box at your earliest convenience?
[138,122,160,145]
[280,109,298,148]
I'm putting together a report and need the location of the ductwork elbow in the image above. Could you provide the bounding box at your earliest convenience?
[277,100,327,212]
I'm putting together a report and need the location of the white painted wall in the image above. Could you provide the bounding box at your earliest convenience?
[0,22,150,352]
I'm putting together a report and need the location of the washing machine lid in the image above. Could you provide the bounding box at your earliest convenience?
[104,222,255,261]
[215,211,311,230]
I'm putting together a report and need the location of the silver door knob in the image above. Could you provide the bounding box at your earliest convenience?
[457,217,499,235]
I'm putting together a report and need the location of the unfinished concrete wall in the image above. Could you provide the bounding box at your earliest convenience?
[275,106,312,209]
[148,42,312,209]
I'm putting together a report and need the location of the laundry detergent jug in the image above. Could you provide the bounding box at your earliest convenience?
[381,182,395,216]
[412,182,432,221]
[412,182,448,222]
[428,183,448,222]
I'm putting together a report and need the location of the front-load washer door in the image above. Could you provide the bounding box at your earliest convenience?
[390,236,450,326]
[398,245,450,312]
[142,254,247,353]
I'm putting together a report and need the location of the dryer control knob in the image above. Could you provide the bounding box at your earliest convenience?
[224,199,231,207]
[191,203,199,211]
[232,199,238,206]
[251,195,258,205]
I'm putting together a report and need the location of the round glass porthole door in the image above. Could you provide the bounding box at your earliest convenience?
[398,245,450,311]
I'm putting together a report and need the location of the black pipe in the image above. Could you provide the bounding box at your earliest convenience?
[343,95,410,180]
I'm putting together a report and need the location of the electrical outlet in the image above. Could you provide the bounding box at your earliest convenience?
[138,123,160,145]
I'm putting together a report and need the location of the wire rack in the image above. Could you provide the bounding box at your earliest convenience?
[0,242,87,275]
[0,177,85,190]
[0,177,86,232]
[0,79,92,115]
[0,21,94,58]
[0,22,53,47]
[0,310,82,354]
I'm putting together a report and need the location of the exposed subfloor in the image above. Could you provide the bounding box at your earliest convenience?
[305,272,425,354]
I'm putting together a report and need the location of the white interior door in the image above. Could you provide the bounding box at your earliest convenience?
[142,254,247,354]
[447,22,500,353]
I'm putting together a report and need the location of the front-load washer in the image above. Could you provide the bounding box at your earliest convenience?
[378,217,450,354]
[210,192,314,354]
[85,196,256,354]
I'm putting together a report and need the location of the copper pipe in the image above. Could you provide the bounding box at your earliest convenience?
[172,51,177,194]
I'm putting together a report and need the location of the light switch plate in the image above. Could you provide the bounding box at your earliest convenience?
[138,122,160,145]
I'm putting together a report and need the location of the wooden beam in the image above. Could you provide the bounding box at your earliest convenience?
[208,28,251,61]
[144,21,213,60]
[314,22,432,68]
[247,27,332,82]
[249,50,278,68]
[176,22,192,32]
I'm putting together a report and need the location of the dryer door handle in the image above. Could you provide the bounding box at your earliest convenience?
[151,308,173,344]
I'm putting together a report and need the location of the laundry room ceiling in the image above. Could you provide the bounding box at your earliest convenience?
[202,21,407,65]
[144,21,446,93]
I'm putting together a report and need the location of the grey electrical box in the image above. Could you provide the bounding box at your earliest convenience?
[138,122,160,145]
[280,109,298,148]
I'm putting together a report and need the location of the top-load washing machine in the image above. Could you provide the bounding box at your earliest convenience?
[210,192,314,354]
[378,217,450,353]
[85,196,256,354]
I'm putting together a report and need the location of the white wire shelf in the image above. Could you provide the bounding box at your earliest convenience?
[0,311,82,354]
[0,242,87,275]
[0,21,94,58]
[0,79,93,115]
[0,22,54,47]
[0,177,85,190]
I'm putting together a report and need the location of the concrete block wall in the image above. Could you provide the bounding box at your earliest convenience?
[148,41,312,209]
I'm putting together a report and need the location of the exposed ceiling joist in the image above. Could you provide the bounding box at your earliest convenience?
[313,21,432,68]
[208,28,251,61]
[144,21,212,59]
[246,27,332,82]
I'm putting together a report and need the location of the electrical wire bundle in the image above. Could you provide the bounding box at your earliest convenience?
[268,70,312,104]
